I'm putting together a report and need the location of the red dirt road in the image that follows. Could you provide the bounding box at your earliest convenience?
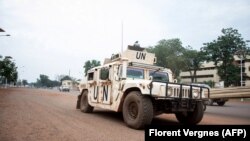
[0,88,142,141]
[0,88,249,141]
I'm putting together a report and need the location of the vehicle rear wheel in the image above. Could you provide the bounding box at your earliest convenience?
[80,90,93,113]
[217,101,226,106]
[175,101,204,124]
[122,91,153,129]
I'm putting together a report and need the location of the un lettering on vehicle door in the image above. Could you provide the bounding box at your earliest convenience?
[99,83,111,104]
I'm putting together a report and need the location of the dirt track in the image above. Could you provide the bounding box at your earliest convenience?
[0,88,249,141]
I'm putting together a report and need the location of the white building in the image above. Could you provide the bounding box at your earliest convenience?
[180,55,250,86]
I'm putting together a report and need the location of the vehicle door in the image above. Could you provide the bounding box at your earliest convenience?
[99,67,112,104]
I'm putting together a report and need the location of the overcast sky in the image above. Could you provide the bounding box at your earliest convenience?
[0,0,250,82]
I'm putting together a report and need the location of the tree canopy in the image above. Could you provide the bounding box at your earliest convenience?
[35,74,60,87]
[182,46,206,83]
[202,28,250,87]
[60,75,72,82]
[83,60,101,76]
[147,38,185,78]
[0,56,18,84]
[147,39,205,82]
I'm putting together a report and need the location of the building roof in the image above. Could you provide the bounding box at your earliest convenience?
[201,61,216,68]
[234,55,250,61]
[200,55,250,68]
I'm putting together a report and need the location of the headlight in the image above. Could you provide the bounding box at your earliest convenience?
[167,87,172,96]
[193,90,200,98]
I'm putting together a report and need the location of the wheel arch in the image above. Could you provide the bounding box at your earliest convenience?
[117,87,141,112]
[76,89,88,109]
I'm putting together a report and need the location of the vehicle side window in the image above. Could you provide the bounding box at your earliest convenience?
[88,72,94,80]
[127,68,144,79]
[149,71,169,82]
[100,68,109,80]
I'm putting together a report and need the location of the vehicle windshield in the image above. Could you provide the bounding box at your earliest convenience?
[149,71,169,82]
[127,68,144,79]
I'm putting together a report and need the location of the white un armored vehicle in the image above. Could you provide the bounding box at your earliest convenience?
[76,45,210,129]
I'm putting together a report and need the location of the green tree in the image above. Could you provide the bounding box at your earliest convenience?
[147,38,185,78]
[202,28,249,87]
[60,75,72,82]
[50,80,60,87]
[22,79,28,86]
[217,64,241,86]
[83,60,101,76]
[182,47,206,83]
[39,74,50,87]
[0,56,18,84]
[35,74,60,87]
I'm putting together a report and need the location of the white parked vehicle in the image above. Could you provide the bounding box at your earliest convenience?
[59,85,70,92]
[59,80,72,92]
[76,46,210,129]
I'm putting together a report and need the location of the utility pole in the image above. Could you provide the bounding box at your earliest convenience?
[240,55,243,87]
[240,52,244,102]
[121,20,123,53]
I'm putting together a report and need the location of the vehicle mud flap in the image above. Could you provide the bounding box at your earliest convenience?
[76,94,81,109]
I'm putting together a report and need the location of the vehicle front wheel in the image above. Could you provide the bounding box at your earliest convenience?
[122,91,153,129]
[175,101,204,124]
[80,90,94,113]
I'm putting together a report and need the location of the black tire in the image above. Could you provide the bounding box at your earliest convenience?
[175,102,204,125]
[217,101,226,106]
[80,90,94,113]
[203,102,206,111]
[122,91,153,129]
